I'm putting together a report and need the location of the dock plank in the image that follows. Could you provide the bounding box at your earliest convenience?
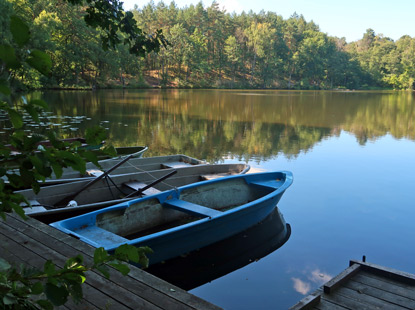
[314,299,350,310]
[4,215,190,310]
[353,272,415,301]
[1,213,222,310]
[344,279,415,309]
[290,260,415,310]
[321,286,382,310]
[0,218,134,310]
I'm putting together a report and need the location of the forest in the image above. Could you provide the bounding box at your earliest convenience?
[2,0,415,90]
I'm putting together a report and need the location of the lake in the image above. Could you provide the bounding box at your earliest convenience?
[19,89,415,309]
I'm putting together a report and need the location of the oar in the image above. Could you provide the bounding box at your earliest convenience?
[125,170,178,198]
[54,154,134,207]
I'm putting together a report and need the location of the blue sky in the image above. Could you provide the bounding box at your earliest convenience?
[122,0,415,43]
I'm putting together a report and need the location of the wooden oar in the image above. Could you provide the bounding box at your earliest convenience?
[125,170,178,198]
[54,154,134,207]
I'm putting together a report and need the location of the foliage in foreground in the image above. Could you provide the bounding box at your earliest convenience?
[0,10,157,308]
[0,245,152,309]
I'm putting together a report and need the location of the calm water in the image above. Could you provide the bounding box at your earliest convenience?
[20,90,415,309]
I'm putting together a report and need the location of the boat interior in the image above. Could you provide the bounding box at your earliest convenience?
[95,178,276,240]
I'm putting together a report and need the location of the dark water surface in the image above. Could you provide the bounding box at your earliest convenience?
[24,90,415,309]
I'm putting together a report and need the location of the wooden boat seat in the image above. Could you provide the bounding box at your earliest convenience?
[74,226,129,248]
[122,181,161,196]
[161,161,194,169]
[24,199,47,214]
[163,199,222,218]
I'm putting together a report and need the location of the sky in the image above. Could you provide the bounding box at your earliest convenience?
[121,0,415,43]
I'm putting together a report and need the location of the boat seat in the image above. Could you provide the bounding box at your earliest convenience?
[72,226,128,248]
[163,199,222,218]
[200,172,232,181]
[122,181,161,196]
[248,179,283,191]
[23,200,47,214]
[28,199,41,206]
[161,161,194,169]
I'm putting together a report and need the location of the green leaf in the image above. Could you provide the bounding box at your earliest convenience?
[115,244,139,262]
[93,247,109,265]
[24,104,40,123]
[61,272,84,284]
[95,265,110,279]
[26,50,52,76]
[44,283,68,306]
[30,99,48,110]
[8,109,23,129]
[10,15,30,47]
[102,145,117,157]
[51,162,63,179]
[0,258,11,272]
[36,299,53,310]
[0,79,11,95]
[44,260,56,276]
[0,44,20,69]
[31,282,44,295]
[12,204,27,219]
[70,283,83,302]
[64,255,83,269]
[109,263,130,276]
[3,294,17,305]
[81,150,100,167]
[85,126,107,146]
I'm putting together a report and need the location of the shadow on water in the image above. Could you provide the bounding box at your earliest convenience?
[145,208,291,291]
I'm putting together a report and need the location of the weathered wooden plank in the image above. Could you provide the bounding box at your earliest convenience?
[344,279,415,309]
[322,286,398,310]
[350,260,415,285]
[359,270,415,291]
[2,216,167,310]
[0,219,135,310]
[353,272,415,301]
[314,299,351,310]
[0,227,109,310]
[6,214,222,310]
[289,292,321,309]
[323,263,361,294]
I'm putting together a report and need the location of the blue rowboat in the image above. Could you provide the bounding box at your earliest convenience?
[50,171,293,265]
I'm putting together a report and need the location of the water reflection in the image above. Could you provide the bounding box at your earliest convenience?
[16,90,413,162]
[146,208,291,291]
[292,269,332,295]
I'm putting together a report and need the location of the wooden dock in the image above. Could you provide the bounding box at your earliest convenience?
[290,259,415,310]
[0,213,223,310]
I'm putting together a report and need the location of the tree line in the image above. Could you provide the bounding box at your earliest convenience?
[2,0,415,90]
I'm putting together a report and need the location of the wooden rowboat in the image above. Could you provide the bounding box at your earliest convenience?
[45,154,203,185]
[20,163,250,223]
[50,171,293,265]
